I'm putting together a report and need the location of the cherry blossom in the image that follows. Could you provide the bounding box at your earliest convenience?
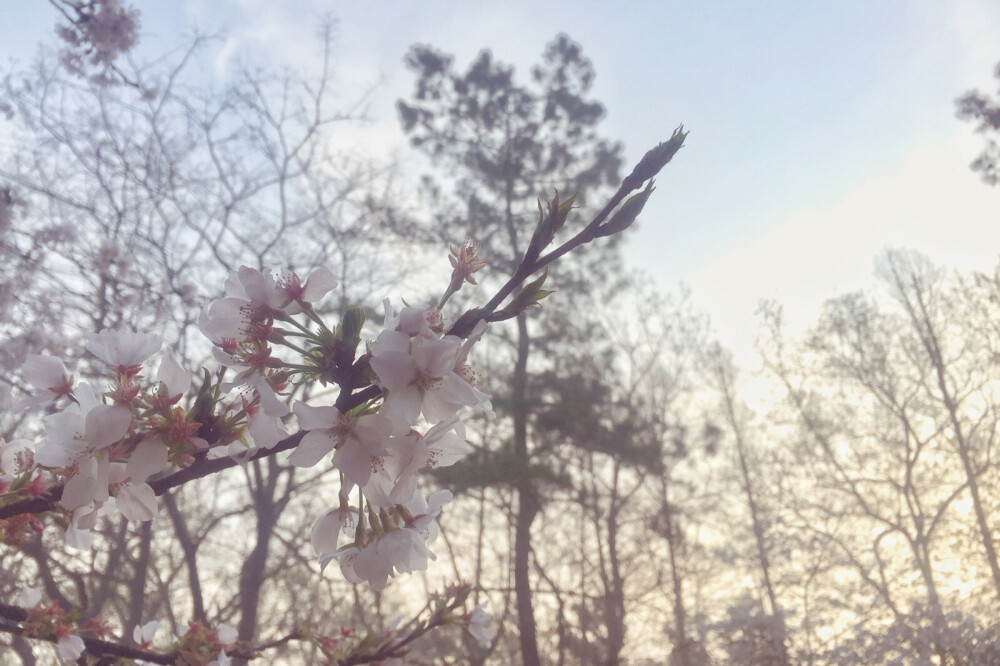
[132,620,160,649]
[35,384,132,512]
[406,489,452,543]
[245,395,290,449]
[109,463,157,521]
[156,349,190,398]
[227,266,287,310]
[288,403,393,487]
[274,266,338,314]
[56,633,86,662]
[223,368,289,418]
[15,586,42,609]
[325,541,394,590]
[18,355,74,409]
[65,503,103,549]
[322,490,452,590]
[310,501,356,556]
[449,238,487,286]
[467,603,493,647]
[217,623,238,647]
[87,328,162,372]
[379,300,443,339]
[204,266,337,337]
[365,419,470,507]
[1,437,33,479]
[370,332,479,425]
[126,436,170,482]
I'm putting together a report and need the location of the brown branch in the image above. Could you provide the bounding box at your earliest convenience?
[448,128,686,339]
[0,602,174,664]
[1,132,685,521]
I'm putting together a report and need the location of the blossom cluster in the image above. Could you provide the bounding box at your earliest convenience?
[14,587,236,665]
[197,266,494,590]
[3,331,204,547]
[4,261,493,593]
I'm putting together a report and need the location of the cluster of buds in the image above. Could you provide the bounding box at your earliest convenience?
[174,620,238,666]
[15,588,95,662]
[0,437,46,544]
[312,583,491,664]
[314,627,358,662]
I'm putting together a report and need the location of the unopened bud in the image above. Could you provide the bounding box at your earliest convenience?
[623,126,687,191]
[595,180,655,238]
[526,192,575,263]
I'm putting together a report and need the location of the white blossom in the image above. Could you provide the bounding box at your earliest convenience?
[288,403,392,487]
[87,329,161,370]
[133,620,160,648]
[467,603,494,647]
[217,623,238,647]
[56,633,86,662]
[35,386,131,513]
[156,349,190,397]
[15,586,41,609]
[310,502,356,556]
[19,355,74,409]
[110,463,157,522]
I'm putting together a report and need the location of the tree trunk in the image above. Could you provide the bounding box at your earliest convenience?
[125,521,153,642]
[717,368,790,666]
[603,462,626,666]
[512,314,542,666]
[664,489,689,666]
[236,459,283,664]
[163,492,207,622]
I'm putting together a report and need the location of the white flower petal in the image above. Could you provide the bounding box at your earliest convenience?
[332,442,375,487]
[293,402,339,431]
[88,329,162,367]
[370,330,410,357]
[62,461,99,510]
[57,634,86,661]
[426,489,453,515]
[23,355,70,390]
[85,405,132,450]
[217,624,238,647]
[287,430,336,467]
[369,351,417,390]
[301,266,338,302]
[248,411,288,450]
[15,587,42,609]
[310,506,352,555]
[133,620,160,645]
[157,349,191,396]
[116,482,157,522]
[127,437,169,482]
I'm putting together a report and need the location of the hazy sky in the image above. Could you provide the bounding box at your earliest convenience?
[6,1,1000,362]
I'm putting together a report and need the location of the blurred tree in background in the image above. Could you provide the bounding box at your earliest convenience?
[3,5,1000,666]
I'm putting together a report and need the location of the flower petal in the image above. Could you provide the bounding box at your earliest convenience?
[288,430,336,467]
[127,437,169,482]
[301,266,338,302]
[116,482,157,522]
[157,349,191,396]
[293,402,339,431]
[85,405,132,450]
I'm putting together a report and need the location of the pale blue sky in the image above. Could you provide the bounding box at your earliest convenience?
[5,1,1000,360]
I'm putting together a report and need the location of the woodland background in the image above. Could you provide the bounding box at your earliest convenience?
[2,3,1000,664]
